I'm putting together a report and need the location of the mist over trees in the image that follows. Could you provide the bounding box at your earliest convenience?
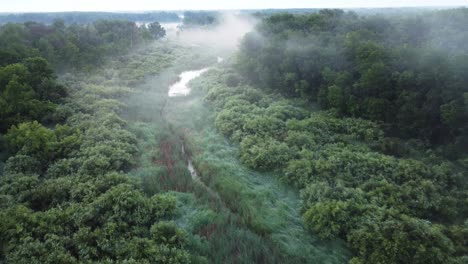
[221,7,468,264]
[182,11,220,27]
[0,18,167,132]
[237,8,468,158]
[0,6,467,264]
[146,22,166,40]
[0,19,166,71]
[0,17,195,262]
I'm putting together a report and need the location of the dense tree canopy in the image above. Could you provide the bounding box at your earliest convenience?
[237,9,468,158]
[0,57,66,132]
[0,19,200,263]
[1,8,467,264]
[146,22,167,40]
[0,19,166,71]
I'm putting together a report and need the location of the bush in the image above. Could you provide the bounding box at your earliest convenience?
[240,136,292,170]
[4,155,40,175]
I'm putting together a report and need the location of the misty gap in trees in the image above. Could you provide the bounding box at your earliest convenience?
[0,8,467,264]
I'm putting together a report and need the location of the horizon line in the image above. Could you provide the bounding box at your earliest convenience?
[0,5,467,14]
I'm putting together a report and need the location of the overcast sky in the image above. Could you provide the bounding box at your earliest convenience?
[1,0,467,12]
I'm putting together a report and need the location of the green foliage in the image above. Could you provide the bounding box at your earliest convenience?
[0,58,65,132]
[303,200,359,239]
[0,20,164,72]
[4,155,40,175]
[5,121,56,162]
[151,221,188,247]
[182,11,219,27]
[200,67,467,264]
[0,12,180,25]
[146,22,167,40]
[0,94,196,262]
[4,121,83,168]
[2,8,467,263]
[348,214,455,264]
[237,9,468,153]
[152,194,178,219]
[170,68,352,263]
[0,35,203,263]
[240,135,291,170]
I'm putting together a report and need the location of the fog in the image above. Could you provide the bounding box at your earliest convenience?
[161,22,182,38]
[175,13,258,51]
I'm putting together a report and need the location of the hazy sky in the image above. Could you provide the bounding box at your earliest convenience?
[1,0,467,12]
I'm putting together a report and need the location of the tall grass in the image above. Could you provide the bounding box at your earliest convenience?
[119,41,350,263]
[118,45,285,262]
[161,68,351,263]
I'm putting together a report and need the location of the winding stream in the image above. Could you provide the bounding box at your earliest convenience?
[166,65,212,181]
[167,64,222,200]
[168,68,209,97]
[181,144,199,181]
[168,57,223,97]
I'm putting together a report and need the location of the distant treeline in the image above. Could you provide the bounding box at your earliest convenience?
[0,19,166,72]
[182,11,220,27]
[0,11,181,25]
[244,7,454,18]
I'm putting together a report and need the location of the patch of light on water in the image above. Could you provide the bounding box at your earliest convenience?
[168,68,209,97]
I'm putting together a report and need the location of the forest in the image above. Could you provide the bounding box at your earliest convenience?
[237,9,468,156]
[0,12,180,25]
[0,6,467,264]
[228,8,468,263]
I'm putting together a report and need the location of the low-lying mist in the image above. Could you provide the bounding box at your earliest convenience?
[175,13,258,52]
